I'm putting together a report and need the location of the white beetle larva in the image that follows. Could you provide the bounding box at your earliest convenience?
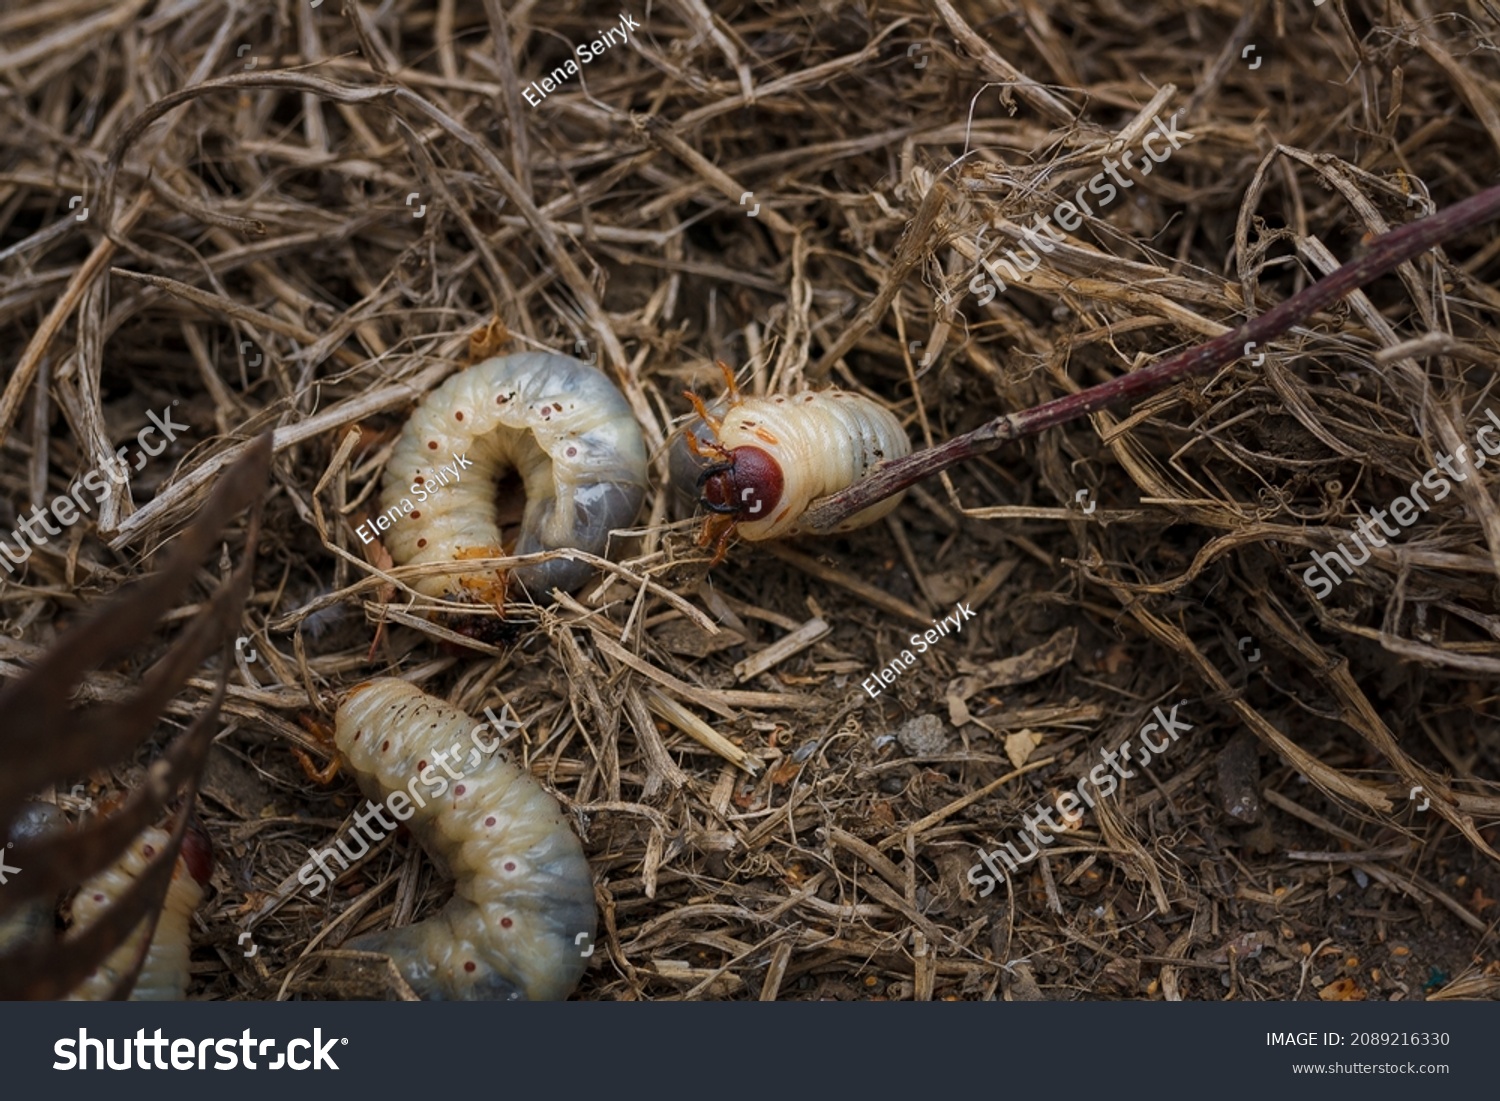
[378,353,650,615]
[331,678,595,1001]
[67,824,212,1001]
[669,366,912,561]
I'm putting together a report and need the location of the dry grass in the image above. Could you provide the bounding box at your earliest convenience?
[2,0,1499,1001]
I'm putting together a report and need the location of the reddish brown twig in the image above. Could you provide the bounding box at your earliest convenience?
[799,183,1500,534]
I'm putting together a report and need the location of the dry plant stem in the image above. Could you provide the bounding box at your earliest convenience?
[0,190,153,447]
[930,0,1077,126]
[800,182,1500,533]
[95,70,664,459]
[810,181,949,380]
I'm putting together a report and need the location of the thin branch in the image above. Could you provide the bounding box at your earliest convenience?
[798,182,1500,533]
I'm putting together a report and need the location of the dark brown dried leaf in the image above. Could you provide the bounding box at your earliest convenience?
[0,433,270,1000]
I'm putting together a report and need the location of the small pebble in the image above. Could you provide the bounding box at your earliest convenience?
[895,713,950,756]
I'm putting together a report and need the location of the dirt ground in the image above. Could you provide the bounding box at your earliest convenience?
[1,1,1498,1001]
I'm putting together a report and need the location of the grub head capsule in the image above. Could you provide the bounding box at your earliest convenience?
[697,445,784,521]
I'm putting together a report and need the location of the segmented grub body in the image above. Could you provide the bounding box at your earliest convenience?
[67,825,211,1001]
[671,388,912,538]
[333,679,595,1001]
[379,353,649,603]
